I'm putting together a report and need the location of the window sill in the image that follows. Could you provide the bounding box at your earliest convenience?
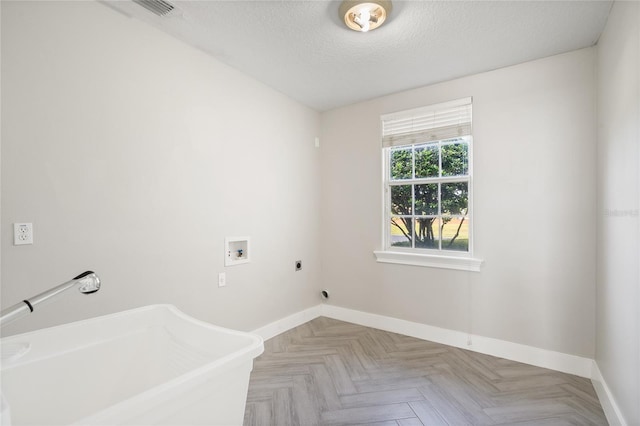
[373,250,484,272]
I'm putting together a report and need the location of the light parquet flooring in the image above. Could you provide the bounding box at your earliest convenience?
[243,317,607,426]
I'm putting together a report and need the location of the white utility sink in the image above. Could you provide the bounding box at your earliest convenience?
[0,305,263,425]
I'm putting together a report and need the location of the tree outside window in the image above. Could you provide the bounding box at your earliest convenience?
[388,137,470,252]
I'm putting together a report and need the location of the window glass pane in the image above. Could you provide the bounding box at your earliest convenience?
[390,148,412,180]
[442,141,468,177]
[441,182,468,216]
[415,143,439,178]
[415,217,440,249]
[390,185,412,215]
[414,184,438,215]
[390,217,413,248]
[441,216,469,252]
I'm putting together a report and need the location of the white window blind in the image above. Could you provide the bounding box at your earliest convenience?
[381,97,472,148]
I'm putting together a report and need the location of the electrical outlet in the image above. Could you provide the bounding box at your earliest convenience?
[218,272,226,287]
[295,260,302,271]
[14,223,33,245]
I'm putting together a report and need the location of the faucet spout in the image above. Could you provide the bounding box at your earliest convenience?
[0,271,101,327]
[74,271,101,294]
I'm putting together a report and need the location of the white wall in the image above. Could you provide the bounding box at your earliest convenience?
[596,1,640,424]
[1,1,321,336]
[320,48,597,358]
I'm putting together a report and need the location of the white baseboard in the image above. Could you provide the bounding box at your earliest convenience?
[253,303,594,378]
[253,305,593,378]
[251,304,625,422]
[252,305,322,341]
[591,361,627,426]
[320,304,594,378]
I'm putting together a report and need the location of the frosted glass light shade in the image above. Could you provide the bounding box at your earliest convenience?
[339,0,392,32]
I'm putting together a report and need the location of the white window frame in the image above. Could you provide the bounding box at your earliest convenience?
[374,98,483,272]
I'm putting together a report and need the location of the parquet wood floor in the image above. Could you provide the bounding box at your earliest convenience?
[243,317,607,426]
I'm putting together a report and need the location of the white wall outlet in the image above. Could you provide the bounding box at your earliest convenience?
[13,223,33,245]
[218,272,226,287]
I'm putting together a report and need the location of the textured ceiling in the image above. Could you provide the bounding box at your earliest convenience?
[104,0,612,111]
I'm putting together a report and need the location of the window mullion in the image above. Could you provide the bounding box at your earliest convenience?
[390,176,468,185]
[412,145,416,179]
[438,141,443,251]
[411,184,416,249]
[438,140,442,178]
[437,182,442,251]
[411,145,416,250]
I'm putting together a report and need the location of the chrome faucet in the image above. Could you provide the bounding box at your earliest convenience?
[0,271,101,327]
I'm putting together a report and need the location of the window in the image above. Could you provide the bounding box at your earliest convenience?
[388,137,470,251]
[375,98,482,271]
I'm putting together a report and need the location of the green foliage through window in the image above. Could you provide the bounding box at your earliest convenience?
[388,138,470,252]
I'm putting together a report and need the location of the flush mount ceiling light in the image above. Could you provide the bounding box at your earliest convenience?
[339,0,392,33]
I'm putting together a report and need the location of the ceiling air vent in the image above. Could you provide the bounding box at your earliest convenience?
[132,0,175,16]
